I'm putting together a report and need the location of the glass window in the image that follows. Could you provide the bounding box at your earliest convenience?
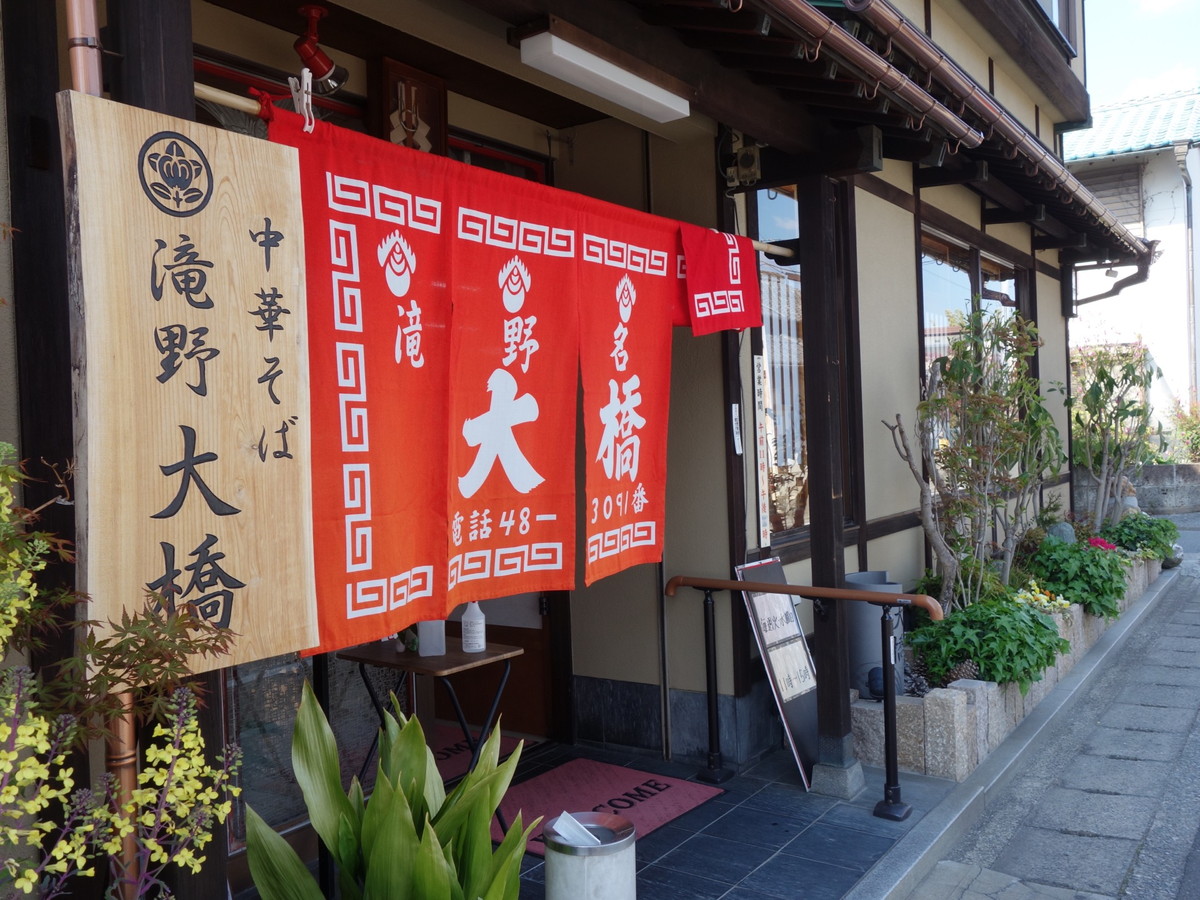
[757,187,808,534]
[921,234,975,367]
[921,234,1019,368]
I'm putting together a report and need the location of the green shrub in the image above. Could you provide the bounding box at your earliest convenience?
[1101,512,1179,560]
[1172,402,1200,461]
[1027,538,1128,619]
[906,598,1070,694]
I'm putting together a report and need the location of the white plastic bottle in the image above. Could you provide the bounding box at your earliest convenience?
[461,601,486,652]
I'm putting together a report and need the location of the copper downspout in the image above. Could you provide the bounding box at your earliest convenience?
[65,0,103,96]
[66,2,138,896]
[753,0,983,150]
[842,0,1150,260]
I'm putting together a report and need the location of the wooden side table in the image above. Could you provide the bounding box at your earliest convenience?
[338,637,524,780]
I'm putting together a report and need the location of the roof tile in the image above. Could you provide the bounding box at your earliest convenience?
[1064,87,1200,160]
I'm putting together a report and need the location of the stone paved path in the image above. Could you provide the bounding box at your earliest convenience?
[904,514,1200,899]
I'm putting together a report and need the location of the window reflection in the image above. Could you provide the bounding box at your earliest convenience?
[758,187,809,533]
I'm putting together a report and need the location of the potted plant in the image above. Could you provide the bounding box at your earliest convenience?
[886,308,1064,614]
[245,683,537,900]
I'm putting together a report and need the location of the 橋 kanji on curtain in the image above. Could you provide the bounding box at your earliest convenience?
[272,111,453,654]
[578,202,678,584]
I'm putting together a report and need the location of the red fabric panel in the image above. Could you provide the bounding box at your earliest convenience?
[578,203,676,584]
[272,111,453,654]
[679,222,763,336]
[270,111,759,653]
[444,165,579,603]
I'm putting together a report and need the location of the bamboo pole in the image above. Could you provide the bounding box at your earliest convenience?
[190,81,800,260]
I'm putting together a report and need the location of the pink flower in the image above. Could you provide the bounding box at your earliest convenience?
[1088,537,1117,551]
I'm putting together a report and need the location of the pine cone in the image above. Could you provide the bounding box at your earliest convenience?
[944,658,980,683]
[906,649,928,679]
[904,670,931,697]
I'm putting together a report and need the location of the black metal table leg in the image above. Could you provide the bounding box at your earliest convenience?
[437,660,513,831]
[356,660,407,782]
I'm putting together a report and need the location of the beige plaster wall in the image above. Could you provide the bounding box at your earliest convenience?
[855,189,923,521]
[928,0,1079,131]
[921,183,981,230]
[987,222,1030,254]
[991,66,1041,145]
[553,118,646,210]
[1036,268,1072,441]
[858,530,927,593]
[928,2,990,89]
[663,331,733,694]
[448,94,554,157]
[874,157,914,195]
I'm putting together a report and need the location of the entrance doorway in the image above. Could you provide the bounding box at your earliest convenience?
[437,591,571,742]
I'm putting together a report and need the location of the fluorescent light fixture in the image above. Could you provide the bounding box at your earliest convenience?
[520,31,690,124]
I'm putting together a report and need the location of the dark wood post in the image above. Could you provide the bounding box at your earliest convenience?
[795,175,858,784]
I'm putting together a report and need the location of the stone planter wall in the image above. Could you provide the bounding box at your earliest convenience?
[1076,464,1200,515]
[850,559,1154,781]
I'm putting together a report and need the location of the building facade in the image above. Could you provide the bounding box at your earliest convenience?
[1066,88,1200,435]
[2,0,1149,892]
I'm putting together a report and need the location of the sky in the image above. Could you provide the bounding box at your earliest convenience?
[1083,0,1200,107]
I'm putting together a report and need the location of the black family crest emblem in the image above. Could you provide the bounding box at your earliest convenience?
[137,131,213,217]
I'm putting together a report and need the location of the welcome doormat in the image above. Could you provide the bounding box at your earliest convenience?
[490,758,724,855]
[430,723,534,782]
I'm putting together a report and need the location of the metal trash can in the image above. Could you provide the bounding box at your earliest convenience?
[543,812,636,900]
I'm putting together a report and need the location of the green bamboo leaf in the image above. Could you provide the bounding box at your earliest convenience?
[455,792,494,900]
[349,776,366,826]
[362,769,419,866]
[292,682,356,863]
[244,804,325,900]
[412,817,455,900]
[337,812,363,889]
[487,811,540,890]
[363,797,416,900]
[435,748,520,839]
[390,713,433,824]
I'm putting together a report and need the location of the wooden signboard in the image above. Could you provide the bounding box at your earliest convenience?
[736,558,818,788]
[58,91,317,670]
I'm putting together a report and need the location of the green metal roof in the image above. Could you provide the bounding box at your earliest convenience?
[1065,88,1200,160]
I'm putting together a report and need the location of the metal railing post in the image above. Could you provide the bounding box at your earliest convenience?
[698,589,734,784]
[664,575,941,812]
[873,604,911,820]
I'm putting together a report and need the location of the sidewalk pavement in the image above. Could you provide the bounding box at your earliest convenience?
[846,512,1200,900]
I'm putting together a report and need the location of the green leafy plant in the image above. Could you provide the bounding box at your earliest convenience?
[1026,537,1129,619]
[1171,402,1200,461]
[886,309,1064,613]
[246,682,538,900]
[1101,511,1179,561]
[0,442,240,897]
[906,597,1070,694]
[1065,343,1164,528]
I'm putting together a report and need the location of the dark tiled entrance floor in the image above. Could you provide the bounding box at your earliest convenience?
[512,743,954,899]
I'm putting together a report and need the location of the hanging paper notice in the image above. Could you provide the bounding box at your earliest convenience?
[736,558,817,788]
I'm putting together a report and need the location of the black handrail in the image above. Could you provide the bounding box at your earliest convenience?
[665,575,942,817]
